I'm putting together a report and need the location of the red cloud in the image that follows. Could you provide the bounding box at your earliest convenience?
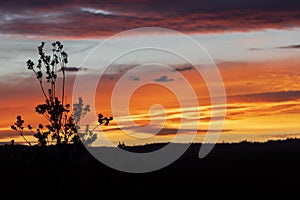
[0,0,299,38]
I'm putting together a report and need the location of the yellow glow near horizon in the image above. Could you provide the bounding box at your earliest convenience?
[1,57,300,146]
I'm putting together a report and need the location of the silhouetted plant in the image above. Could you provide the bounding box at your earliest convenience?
[25,41,71,145]
[11,41,113,146]
[72,98,113,146]
[29,123,50,146]
[11,115,31,146]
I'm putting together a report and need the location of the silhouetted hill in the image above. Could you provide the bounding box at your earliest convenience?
[0,138,300,197]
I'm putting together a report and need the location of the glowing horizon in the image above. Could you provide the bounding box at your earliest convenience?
[1,55,300,146]
[0,0,300,146]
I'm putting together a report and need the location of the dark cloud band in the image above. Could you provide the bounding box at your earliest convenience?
[0,0,299,38]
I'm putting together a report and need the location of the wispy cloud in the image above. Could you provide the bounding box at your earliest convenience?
[0,0,300,38]
[172,66,193,72]
[228,90,300,103]
[276,44,300,49]
[80,7,113,16]
[248,47,265,51]
[248,43,300,51]
[261,133,300,139]
[58,66,88,72]
[154,75,173,82]
[129,76,140,81]
[102,126,231,136]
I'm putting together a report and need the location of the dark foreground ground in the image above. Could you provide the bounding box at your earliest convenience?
[1,139,300,197]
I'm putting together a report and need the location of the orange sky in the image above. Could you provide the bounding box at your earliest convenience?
[96,58,300,146]
[1,0,300,145]
[2,56,299,146]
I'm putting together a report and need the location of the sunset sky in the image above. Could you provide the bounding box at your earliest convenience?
[0,0,300,146]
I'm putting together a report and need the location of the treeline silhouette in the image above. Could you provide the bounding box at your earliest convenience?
[0,138,300,197]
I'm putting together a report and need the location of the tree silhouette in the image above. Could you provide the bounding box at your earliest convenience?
[11,41,113,146]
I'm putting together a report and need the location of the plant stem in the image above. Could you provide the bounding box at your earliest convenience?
[20,132,31,146]
[39,80,48,100]
[61,63,65,107]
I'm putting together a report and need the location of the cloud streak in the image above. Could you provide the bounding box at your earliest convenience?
[228,90,300,103]
[276,44,300,49]
[154,75,173,82]
[129,76,140,81]
[0,0,300,38]
[102,126,231,136]
[172,66,193,72]
[58,66,88,72]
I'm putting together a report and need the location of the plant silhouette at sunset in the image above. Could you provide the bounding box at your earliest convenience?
[11,115,32,146]
[11,41,113,146]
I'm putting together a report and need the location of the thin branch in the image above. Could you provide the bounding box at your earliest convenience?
[91,124,101,132]
[19,130,31,146]
[42,113,51,122]
[20,134,31,146]
[32,68,48,100]
[52,48,56,98]
[62,67,65,107]
[39,80,48,100]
